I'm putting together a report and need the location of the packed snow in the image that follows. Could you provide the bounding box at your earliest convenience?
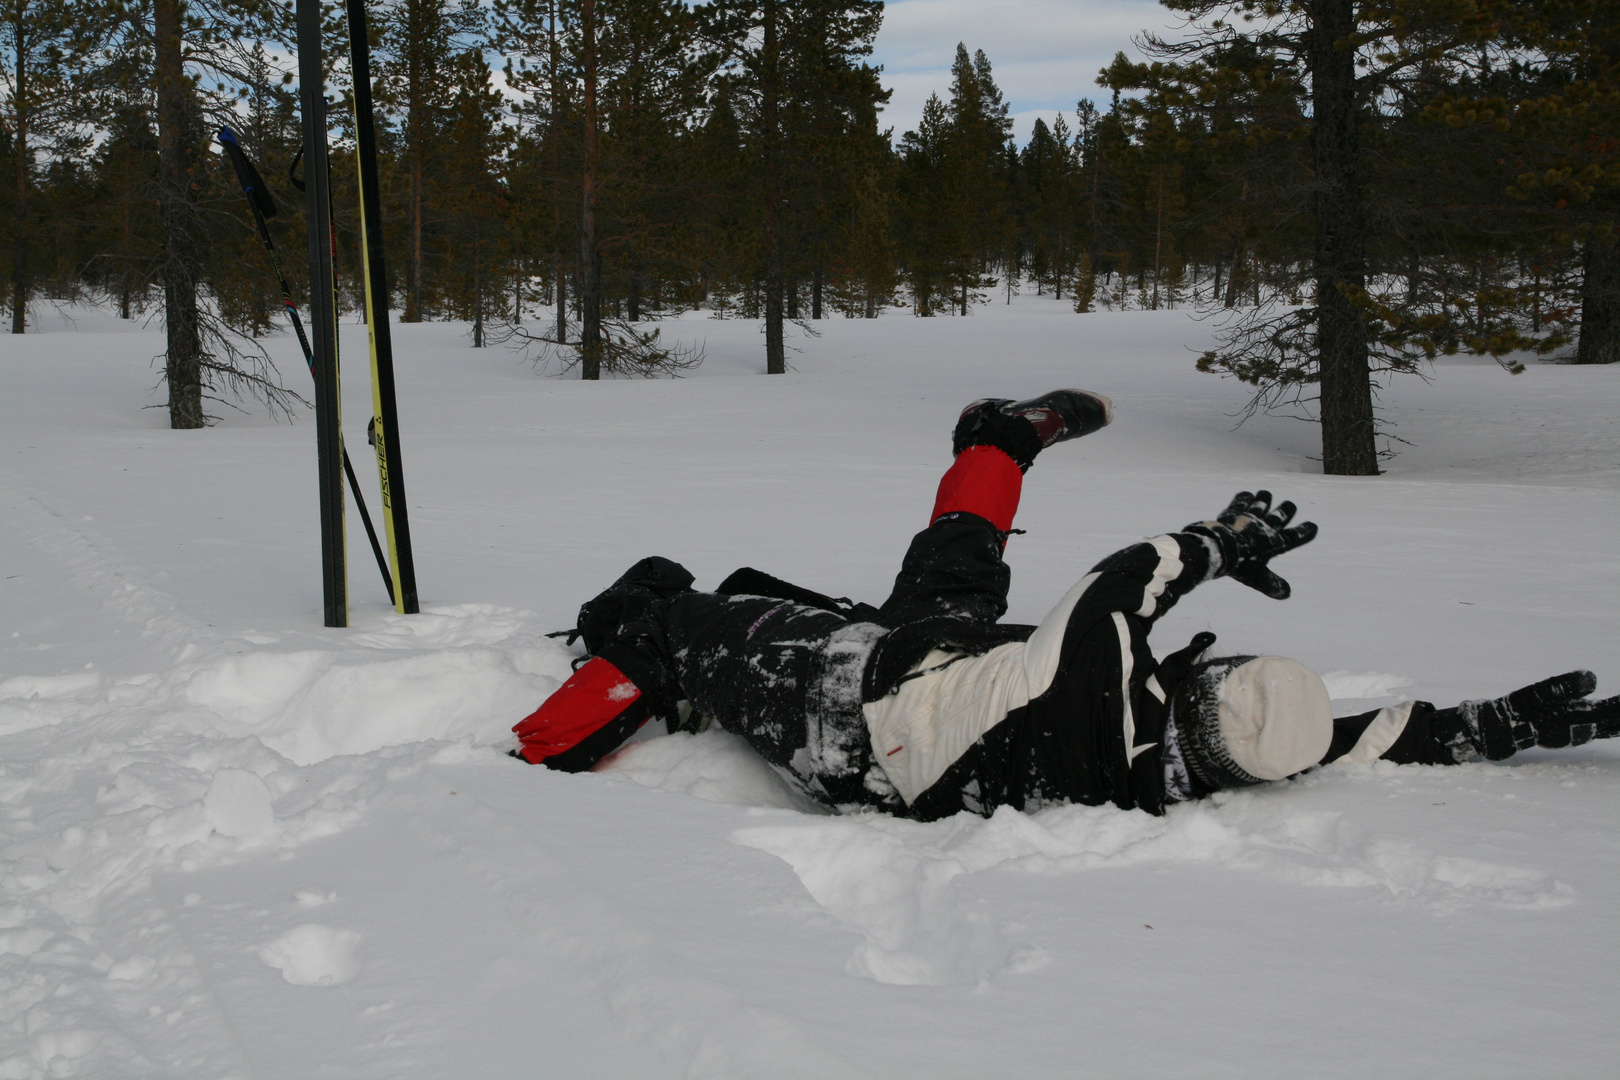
[2,295,1616,1078]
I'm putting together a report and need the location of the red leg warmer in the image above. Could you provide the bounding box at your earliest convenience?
[930,445,1023,532]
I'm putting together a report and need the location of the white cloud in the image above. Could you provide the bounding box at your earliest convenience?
[871,0,1172,143]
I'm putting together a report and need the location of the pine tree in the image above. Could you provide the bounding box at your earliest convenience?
[84,101,161,318]
[497,0,708,374]
[691,84,748,308]
[440,48,508,346]
[0,0,92,333]
[497,0,578,343]
[89,0,304,427]
[592,0,710,325]
[838,163,896,316]
[943,44,1010,313]
[1428,1,1620,364]
[1122,0,1515,474]
[704,0,887,368]
[774,0,887,321]
[380,0,481,322]
[1071,250,1096,312]
[896,91,961,315]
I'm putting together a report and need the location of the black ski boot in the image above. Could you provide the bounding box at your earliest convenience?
[951,389,1114,471]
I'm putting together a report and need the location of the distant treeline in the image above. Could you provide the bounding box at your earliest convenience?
[5,0,1616,471]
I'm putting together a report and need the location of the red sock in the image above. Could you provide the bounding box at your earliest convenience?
[930,445,1023,532]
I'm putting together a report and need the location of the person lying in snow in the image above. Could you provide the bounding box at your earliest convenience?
[510,390,1619,819]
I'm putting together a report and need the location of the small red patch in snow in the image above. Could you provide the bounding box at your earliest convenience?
[886,745,903,756]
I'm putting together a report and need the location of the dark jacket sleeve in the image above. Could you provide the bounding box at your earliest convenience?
[1075,532,1218,625]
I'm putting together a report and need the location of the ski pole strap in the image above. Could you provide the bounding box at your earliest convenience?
[217,127,278,221]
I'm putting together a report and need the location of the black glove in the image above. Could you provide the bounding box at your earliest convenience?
[1182,490,1318,600]
[1434,670,1620,761]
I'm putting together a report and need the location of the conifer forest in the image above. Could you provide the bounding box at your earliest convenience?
[3,0,1617,473]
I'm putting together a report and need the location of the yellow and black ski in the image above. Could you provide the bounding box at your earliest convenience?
[347,0,419,614]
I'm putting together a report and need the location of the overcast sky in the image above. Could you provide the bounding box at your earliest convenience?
[869,0,1174,144]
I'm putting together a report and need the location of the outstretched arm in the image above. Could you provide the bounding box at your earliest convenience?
[1082,490,1319,623]
[1322,670,1620,766]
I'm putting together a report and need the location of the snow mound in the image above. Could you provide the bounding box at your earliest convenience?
[181,604,572,765]
[184,644,546,764]
[0,673,105,737]
[202,768,276,840]
[257,923,363,987]
[597,729,829,814]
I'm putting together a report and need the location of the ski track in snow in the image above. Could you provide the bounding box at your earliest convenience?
[1,473,575,1076]
[2,303,1617,1078]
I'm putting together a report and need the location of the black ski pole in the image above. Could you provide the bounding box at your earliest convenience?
[217,125,395,606]
[292,18,347,630]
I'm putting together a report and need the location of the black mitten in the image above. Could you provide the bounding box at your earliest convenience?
[1432,670,1620,761]
[1182,490,1318,600]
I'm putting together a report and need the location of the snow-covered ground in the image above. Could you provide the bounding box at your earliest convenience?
[2,296,1616,1079]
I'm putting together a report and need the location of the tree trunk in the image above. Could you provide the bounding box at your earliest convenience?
[472,239,484,347]
[1152,166,1164,310]
[1223,179,1248,308]
[761,0,785,374]
[555,256,567,342]
[1309,0,1377,474]
[1575,236,1620,364]
[156,0,204,429]
[578,0,602,379]
[1224,238,1246,308]
[10,33,26,335]
[405,159,423,321]
[120,199,132,318]
[11,165,26,334]
[549,0,566,345]
[812,267,823,319]
[627,274,640,321]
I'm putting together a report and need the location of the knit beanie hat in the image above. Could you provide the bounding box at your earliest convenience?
[1173,655,1333,790]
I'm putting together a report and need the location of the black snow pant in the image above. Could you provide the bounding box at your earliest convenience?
[635,511,1141,819]
[647,512,1009,809]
